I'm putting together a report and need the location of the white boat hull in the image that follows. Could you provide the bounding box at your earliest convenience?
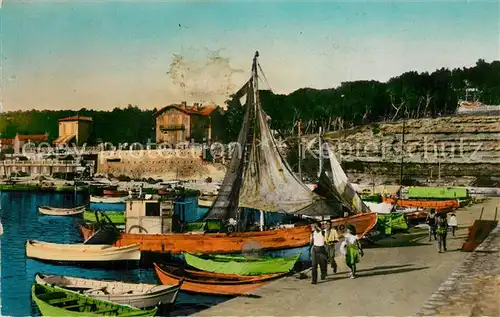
[26,240,141,262]
[38,206,85,216]
[90,196,126,204]
[35,274,181,309]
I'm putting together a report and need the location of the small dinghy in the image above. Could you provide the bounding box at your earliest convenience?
[32,283,157,316]
[38,205,85,217]
[35,273,182,310]
[90,196,126,204]
[154,263,286,296]
[184,252,301,276]
[26,240,141,262]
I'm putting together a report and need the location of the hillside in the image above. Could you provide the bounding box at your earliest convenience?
[307,114,499,186]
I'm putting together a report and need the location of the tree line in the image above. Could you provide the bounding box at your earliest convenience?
[1,59,498,144]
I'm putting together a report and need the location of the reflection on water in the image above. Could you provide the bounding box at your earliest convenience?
[0,192,229,316]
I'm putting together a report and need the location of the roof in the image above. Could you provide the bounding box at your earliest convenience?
[0,138,13,145]
[153,103,218,117]
[53,134,76,145]
[16,134,48,141]
[58,115,93,122]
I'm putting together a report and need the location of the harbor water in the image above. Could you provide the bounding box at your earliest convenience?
[0,192,231,316]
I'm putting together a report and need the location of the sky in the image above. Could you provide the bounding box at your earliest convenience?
[0,0,499,111]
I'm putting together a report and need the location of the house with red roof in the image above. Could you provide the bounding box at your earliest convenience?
[13,133,49,154]
[153,102,223,146]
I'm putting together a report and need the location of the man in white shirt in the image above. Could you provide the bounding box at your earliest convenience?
[310,223,327,284]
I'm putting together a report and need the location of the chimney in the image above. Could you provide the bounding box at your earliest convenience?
[181,101,187,108]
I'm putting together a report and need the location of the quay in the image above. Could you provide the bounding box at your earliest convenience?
[195,198,499,316]
[0,159,95,176]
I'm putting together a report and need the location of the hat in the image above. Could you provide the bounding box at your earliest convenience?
[347,224,356,234]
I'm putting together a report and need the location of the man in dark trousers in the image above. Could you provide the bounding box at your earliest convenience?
[310,223,328,284]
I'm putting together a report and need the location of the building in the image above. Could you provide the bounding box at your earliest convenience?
[153,102,222,146]
[13,133,49,154]
[54,115,93,146]
[0,138,14,152]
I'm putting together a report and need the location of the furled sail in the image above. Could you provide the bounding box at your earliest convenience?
[203,80,254,220]
[321,141,371,213]
[205,52,339,220]
[238,56,338,216]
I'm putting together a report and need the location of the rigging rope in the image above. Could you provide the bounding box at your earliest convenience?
[257,62,273,92]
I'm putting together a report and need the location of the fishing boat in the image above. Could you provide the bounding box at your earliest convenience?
[382,197,460,209]
[35,273,182,310]
[184,252,300,276]
[38,205,85,217]
[84,211,125,225]
[83,53,378,255]
[103,189,128,197]
[90,196,126,204]
[26,240,141,262]
[154,263,286,296]
[32,283,156,316]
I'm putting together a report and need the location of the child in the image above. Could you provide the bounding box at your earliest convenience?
[448,213,458,236]
[340,225,364,279]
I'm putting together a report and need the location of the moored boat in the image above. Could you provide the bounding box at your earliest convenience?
[81,212,378,254]
[38,205,85,217]
[382,197,459,209]
[26,240,141,262]
[90,196,126,204]
[35,273,182,310]
[32,283,156,316]
[154,263,286,295]
[184,252,300,276]
[103,189,128,197]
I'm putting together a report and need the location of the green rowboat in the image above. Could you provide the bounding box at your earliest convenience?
[184,252,301,276]
[84,211,125,225]
[32,283,157,316]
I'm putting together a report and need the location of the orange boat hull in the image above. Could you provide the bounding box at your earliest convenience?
[382,197,459,210]
[81,213,378,254]
[103,190,128,197]
[154,263,285,295]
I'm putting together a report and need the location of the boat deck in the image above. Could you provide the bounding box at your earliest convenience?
[194,198,499,316]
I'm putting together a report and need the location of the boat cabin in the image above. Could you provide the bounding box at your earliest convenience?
[125,199,174,234]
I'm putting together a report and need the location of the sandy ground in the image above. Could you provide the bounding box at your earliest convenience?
[194,197,499,317]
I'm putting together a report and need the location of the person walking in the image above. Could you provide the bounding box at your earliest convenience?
[325,221,339,274]
[340,225,363,279]
[310,223,327,284]
[448,213,458,236]
[426,209,437,241]
[436,214,448,253]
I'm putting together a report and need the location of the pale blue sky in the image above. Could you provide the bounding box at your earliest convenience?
[1,1,499,110]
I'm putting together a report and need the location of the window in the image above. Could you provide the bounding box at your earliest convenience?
[145,202,160,216]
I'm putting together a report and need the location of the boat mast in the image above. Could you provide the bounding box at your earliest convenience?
[318,126,323,178]
[298,120,302,180]
[251,52,265,232]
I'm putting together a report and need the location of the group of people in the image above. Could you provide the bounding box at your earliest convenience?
[309,222,363,284]
[426,209,458,253]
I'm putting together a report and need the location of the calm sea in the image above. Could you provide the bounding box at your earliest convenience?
[0,191,230,316]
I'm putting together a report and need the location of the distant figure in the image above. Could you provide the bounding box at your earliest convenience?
[436,214,448,253]
[310,223,327,284]
[448,213,458,236]
[325,221,339,274]
[340,225,363,279]
[0,218,3,236]
[426,209,437,241]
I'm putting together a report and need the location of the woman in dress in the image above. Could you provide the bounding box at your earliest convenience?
[340,224,364,279]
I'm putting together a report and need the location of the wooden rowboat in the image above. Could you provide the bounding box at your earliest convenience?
[184,252,301,276]
[153,263,286,295]
[38,205,85,217]
[103,189,128,197]
[382,197,459,209]
[90,196,126,204]
[32,283,156,316]
[81,212,378,254]
[26,240,141,262]
[35,273,182,310]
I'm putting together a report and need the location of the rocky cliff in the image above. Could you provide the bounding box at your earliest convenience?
[320,114,500,186]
